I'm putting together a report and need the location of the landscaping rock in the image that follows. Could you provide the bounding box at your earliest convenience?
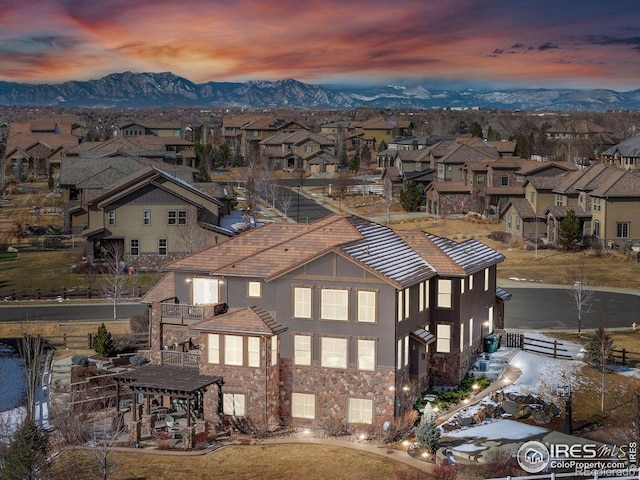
[502,399,519,415]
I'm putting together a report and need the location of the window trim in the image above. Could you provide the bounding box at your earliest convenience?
[437,279,452,309]
[248,337,260,367]
[130,238,139,256]
[158,238,167,256]
[248,281,262,298]
[294,287,312,319]
[357,339,376,371]
[224,335,243,366]
[107,210,116,227]
[294,334,312,366]
[143,210,151,226]
[321,336,347,369]
[348,398,373,424]
[292,392,315,419]
[436,324,451,353]
[321,288,349,321]
[357,290,377,323]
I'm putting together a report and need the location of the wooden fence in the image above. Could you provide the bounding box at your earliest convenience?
[45,332,149,350]
[2,286,145,302]
[612,348,640,367]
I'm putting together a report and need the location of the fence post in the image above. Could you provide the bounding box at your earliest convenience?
[37,288,41,300]
[63,333,67,348]
[553,340,558,358]
[88,287,92,299]
[63,287,67,300]
[87,333,92,349]
[623,348,627,366]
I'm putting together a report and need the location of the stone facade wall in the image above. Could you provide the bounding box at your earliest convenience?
[430,351,462,387]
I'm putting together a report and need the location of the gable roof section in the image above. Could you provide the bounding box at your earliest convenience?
[426,181,469,193]
[589,170,640,198]
[142,272,176,304]
[524,175,563,191]
[602,134,640,158]
[190,306,287,336]
[397,231,465,276]
[501,198,537,219]
[424,234,505,275]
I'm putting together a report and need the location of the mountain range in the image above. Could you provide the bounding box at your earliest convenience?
[0,71,638,111]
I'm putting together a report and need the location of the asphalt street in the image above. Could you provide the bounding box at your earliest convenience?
[0,302,146,322]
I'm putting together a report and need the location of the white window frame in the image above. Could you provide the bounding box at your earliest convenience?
[294,335,312,366]
[192,277,219,304]
[484,268,489,291]
[469,318,474,347]
[292,393,315,419]
[167,210,177,225]
[357,339,376,371]
[107,210,116,226]
[225,335,243,366]
[321,289,348,321]
[436,324,451,353]
[223,393,245,417]
[158,238,167,256]
[294,287,312,319]
[248,336,260,367]
[207,333,219,364]
[271,336,278,366]
[321,337,347,369]
[404,335,409,367]
[143,210,150,226]
[178,210,187,225]
[357,291,376,323]
[460,278,465,295]
[348,398,373,424]
[437,279,452,309]
[460,323,464,352]
[397,338,402,370]
[248,281,262,298]
[424,280,430,309]
[468,274,474,290]
[404,289,410,319]
[397,291,403,322]
[130,238,139,256]
[419,282,425,311]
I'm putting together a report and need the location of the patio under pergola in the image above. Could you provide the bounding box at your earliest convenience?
[113,364,224,447]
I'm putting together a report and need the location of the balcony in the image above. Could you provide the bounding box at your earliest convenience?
[159,302,227,326]
[160,350,200,369]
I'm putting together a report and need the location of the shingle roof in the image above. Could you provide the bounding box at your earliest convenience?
[590,170,640,198]
[424,234,505,275]
[190,306,287,336]
[544,206,591,219]
[525,175,563,190]
[427,181,469,193]
[602,135,640,158]
[142,273,176,303]
[503,198,537,219]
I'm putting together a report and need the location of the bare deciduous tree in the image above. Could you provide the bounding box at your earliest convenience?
[383,175,393,227]
[278,187,293,221]
[567,258,595,337]
[101,242,127,319]
[176,210,213,255]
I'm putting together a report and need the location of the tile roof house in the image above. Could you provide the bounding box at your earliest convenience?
[259,130,336,171]
[80,166,234,269]
[143,214,507,434]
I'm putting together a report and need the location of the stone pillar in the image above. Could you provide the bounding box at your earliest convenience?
[128,421,141,445]
[141,414,156,437]
[181,425,196,450]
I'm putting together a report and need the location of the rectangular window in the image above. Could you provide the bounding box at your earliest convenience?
[321,289,348,321]
[321,337,347,369]
[507,214,512,229]
[357,339,375,371]
[130,238,139,256]
[357,291,376,323]
[158,238,167,256]
[397,291,403,322]
[419,282,425,311]
[555,194,563,207]
[424,280,430,309]
[223,393,245,417]
[469,318,474,347]
[294,335,311,366]
[617,222,630,238]
[192,277,219,304]
[168,210,177,225]
[460,323,464,352]
[248,281,261,298]
[271,336,278,366]
[460,278,465,295]
[468,274,474,290]
[593,197,602,212]
[501,176,509,186]
[476,174,484,185]
[436,324,451,353]
[530,191,535,205]
[593,220,600,237]
[107,210,116,226]
[348,398,373,424]
[404,336,409,367]
[248,337,260,367]
[484,268,489,291]
[404,289,410,319]
[292,393,315,419]
[143,210,150,226]
[516,216,521,231]
[207,334,219,364]
[225,335,243,366]
[397,338,402,370]
[437,279,452,308]
[178,210,187,225]
[294,287,312,319]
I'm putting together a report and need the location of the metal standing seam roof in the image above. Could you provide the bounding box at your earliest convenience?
[341,217,436,288]
[426,234,505,274]
[496,287,512,302]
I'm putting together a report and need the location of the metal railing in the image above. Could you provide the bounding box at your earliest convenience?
[160,303,204,324]
[160,351,200,368]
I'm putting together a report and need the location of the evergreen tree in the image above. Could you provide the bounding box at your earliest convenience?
[349,151,361,172]
[415,404,440,454]
[585,326,614,370]
[377,140,388,152]
[399,181,424,212]
[339,148,348,168]
[196,161,210,182]
[2,418,49,480]
[471,122,483,138]
[558,210,582,250]
[92,322,116,357]
[515,133,532,158]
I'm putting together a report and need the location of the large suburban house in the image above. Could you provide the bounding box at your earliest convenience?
[601,135,640,172]
[259,130,337,171]
[142,214,507,434]
[80,166,235,268]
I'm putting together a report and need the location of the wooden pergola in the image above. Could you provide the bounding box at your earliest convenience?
[113,365,223,426]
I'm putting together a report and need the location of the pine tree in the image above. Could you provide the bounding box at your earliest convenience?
[471,122,483,138]
[92,322,116,357]
[558,210,582,250]
[399,181,424,212]
[377,140,388,152]
[415,404,440,454]
[2,417,49,480]
[584,326,614,370]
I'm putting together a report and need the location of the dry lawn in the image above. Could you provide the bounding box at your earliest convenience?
[53,444,428,480]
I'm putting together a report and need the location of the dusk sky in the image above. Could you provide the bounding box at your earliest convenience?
[1,0,640,91]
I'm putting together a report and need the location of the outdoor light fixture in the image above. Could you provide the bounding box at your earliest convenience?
[472,383,479,391]
[359,434,366,440]
[402,386,410,391]
[303,429,310,435]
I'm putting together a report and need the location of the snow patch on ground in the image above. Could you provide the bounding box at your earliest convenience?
[445,419,548,442]
[0,344,27,440]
